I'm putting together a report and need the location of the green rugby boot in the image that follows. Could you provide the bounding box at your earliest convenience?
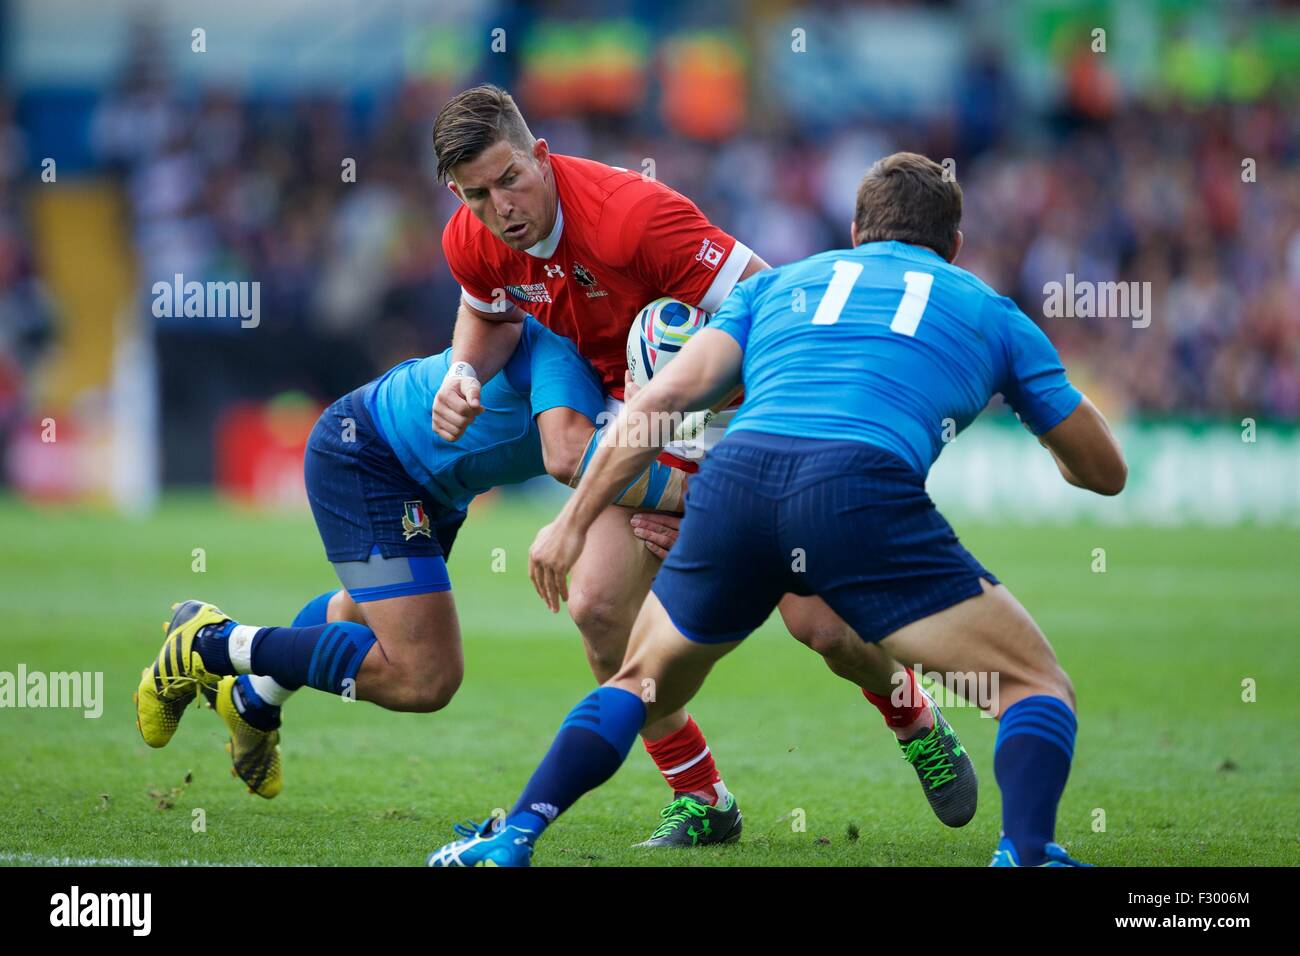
[636,793,743,848]
[899,697,978,827]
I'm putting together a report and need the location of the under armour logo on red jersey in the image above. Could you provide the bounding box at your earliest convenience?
[544,264,565,278]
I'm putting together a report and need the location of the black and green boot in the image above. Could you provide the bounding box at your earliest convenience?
[900,701,978,827]
[636,793,743,847]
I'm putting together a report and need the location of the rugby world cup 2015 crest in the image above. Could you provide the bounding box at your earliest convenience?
[402,500,431,540]
[505,283,552,304]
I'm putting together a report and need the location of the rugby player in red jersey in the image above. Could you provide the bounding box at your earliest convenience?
[430,85,979,844]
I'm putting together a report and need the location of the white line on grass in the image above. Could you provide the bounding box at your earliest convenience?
[0,851,264,867]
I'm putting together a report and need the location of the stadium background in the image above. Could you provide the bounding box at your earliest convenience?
[0,0,1297,867]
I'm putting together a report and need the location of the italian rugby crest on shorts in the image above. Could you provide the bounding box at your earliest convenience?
[402,500,432,540]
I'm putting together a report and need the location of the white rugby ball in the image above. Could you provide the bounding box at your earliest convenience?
[625,297,717,441]
[625,296,711,389]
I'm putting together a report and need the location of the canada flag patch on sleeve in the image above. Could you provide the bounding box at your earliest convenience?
[694,239,725,271]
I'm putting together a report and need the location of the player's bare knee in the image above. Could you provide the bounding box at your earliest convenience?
[569,592,632,645]
[397,666,463,713]
[542,444,583,483]
[792,618,857,663]
[539,415,590,482]
[416,677,462,713]
[359,642,463,712]
[780,598,855,659]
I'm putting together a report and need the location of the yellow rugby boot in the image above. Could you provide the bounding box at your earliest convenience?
[134,663,192,748]
[156,599,230,695]
[134,600,231,747]
[212,676,283,799]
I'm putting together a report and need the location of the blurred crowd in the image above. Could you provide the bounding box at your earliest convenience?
[0,93,54,430]
[957,101,1300,419]
[5,41,1300,431]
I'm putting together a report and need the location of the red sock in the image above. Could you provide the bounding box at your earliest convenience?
[643,715,725,804]
[863,667,929,729]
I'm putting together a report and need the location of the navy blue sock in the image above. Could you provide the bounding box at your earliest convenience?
[193,620,236,675]
[292,591,338,627]
[994,694,1077,866]
[231,675,281,731]
[507,687,647,836]
[250,622,377,696]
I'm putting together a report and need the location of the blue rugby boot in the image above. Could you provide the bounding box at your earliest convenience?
[989,835,1093,867]
[426,816,536,867]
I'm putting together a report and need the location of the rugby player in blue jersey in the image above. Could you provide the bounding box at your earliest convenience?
[133,313,972,824]
[134,309,952,811]
[133,317,692,796]
[428,152,1127,867]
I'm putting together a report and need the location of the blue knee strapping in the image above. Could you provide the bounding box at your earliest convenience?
[334,547,452,603]
[304,621,377,694]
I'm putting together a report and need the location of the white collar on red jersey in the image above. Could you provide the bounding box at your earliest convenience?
[523,201,564,259]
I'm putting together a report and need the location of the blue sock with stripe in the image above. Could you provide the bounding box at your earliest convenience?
[994,694,1077,866]
[292,591,338,627]
[507,687,647,837]
[231,675,281,731]
[249,622,377,696]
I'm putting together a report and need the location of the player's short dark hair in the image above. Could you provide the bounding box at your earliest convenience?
[853,152,962,260]
[433,84,536,184]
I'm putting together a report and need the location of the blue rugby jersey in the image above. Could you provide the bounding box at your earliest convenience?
[369,317,606,511]
[709,240,1082,476]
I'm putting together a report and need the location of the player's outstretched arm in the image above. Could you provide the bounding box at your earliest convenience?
[1039,395,1128,496]
[432,299,526,441]
[536,399,687,513]
[528,328,743,610]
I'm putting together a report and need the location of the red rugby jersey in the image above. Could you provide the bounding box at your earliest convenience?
[441,154,753,399]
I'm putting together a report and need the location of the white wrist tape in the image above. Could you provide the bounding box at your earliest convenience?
[446,361,478,382]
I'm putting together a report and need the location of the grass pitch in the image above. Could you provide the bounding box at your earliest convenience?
[0,493,1296,866]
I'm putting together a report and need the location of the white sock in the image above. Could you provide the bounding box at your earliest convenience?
[228,624,260,674]
[248,674,295,708]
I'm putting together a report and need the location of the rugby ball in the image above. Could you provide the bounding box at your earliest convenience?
[626,297,711,389]
[626,297,718,441]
